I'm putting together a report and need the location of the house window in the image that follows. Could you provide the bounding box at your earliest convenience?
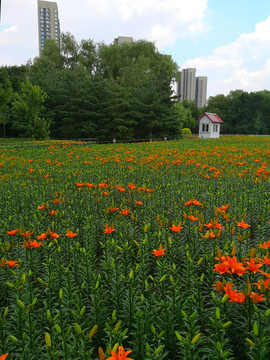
[202,123,209,132]
[214,124,218,132]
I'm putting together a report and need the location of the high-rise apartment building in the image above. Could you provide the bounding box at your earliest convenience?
[38,0,60,55]
[177,68,196,102]
[177,68,207,108]
[195,76,207,108]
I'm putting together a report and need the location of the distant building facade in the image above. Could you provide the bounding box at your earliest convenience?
[195,76,207,108]
[38,0,60,55]
[177,68,207,108]
[114,36,133,45]
[177,68,196,102]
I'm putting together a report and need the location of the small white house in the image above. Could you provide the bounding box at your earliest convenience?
[197,112,223,139]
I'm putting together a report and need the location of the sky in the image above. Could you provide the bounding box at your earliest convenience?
[1,0,270,98]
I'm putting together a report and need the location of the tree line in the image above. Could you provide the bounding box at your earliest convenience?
[0,34,184,140]
[202,90,270,134]
[1,33,270,139]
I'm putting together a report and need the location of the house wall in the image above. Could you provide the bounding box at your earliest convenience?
[199,116,220,139]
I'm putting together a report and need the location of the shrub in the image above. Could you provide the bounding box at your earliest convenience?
[181,127,192,135]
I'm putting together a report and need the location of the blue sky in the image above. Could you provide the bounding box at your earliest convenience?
[1,0,270,98]
[165,0,270,62]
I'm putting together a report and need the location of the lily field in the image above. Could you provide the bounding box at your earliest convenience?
[0,136,270,360]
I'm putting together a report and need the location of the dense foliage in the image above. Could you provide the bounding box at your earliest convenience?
[204,90,270,134]
[0,34,182,140]
[0,136,270,359]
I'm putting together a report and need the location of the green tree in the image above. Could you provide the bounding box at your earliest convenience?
[181,100,200,122]
[206,94,233,133]
[172,102,196,133]
[0,69,13,137]
[12,81,50,139]
[61,32,80,69]
[27,34,181,140]
[78,39,98,73]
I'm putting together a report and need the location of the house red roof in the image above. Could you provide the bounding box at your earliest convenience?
[196,112,224,123]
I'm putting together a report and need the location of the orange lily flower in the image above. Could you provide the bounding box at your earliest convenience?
[202,231,216,240]
[254,278,269,291]
[107,207,120,213]
[0,354,8,360]
[52,198,60,204]
[76,182,84,187]
[184,200,194,206]
[236,219,250,229]
[221,283,245,304]
[22,240,43,249]
[151,244,166,257]
[37,204,46,210]
[48,210,58,216]
[258,241,270,249]
[119,209,130,215]
[21,231,34,239]
[104,225,116,234]
[5,260,19,268]
[106,346,132,360]
[185,200,202,206]
[169,224,183,233]
[214,222,222,230]
[65,230,78,238]
[135,200,143,206]
[7,229,19,236]
[29,240,43,248]
[218,204,229,213]
[246,258,262,274]
[229,291,246,304]
[213,263,231,275]
[223,256,246,276]
[188,215,198,221]
[48,231,61,239]
[37,233,47,240]
[260,256,270,265]
[116,187,125,192]
[128,184,136,189]
[250,292,265,304]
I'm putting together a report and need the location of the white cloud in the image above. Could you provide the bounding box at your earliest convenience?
[182,16,270,97]
[0,0,209,65]
[149,24,174,48]
[53,0,209,47]
[0,0,38,65]
[2,25,18,33]
[0,26,18,45]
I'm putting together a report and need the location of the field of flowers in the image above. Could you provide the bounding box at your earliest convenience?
[0,136,270,360]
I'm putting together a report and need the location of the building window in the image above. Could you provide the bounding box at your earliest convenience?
[202,124,209,132]
[214,124,218,132]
